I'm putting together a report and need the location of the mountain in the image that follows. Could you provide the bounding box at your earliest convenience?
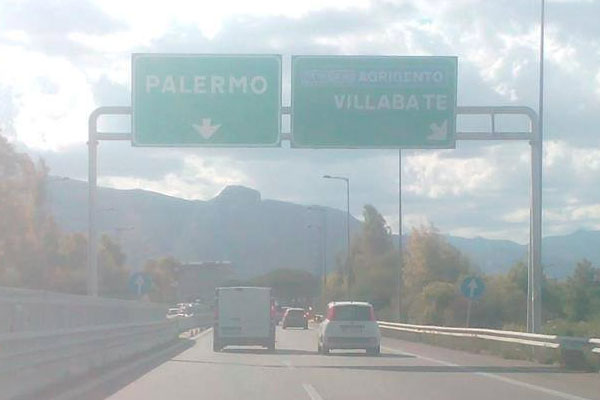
[45,178,599,279]
[45,178,360,278]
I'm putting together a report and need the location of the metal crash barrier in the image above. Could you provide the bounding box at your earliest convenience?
[378,321,599,370]
[0,287,213,399]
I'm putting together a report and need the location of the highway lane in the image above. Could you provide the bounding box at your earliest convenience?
[104,324,599,400]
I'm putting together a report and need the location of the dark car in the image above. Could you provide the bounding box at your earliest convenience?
[282,308,308,329]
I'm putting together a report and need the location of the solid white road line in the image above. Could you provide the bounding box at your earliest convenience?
[190,327,213,340]
[381,346,593,400]
[303,383,324,400]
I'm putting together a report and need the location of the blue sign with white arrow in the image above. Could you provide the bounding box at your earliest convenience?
[461,276,485,300]
[129,272,152,296]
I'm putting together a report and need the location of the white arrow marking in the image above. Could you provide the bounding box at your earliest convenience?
[427,120,448,140]
[193,118,221,139]
[468,279,478,298]
[135,275,145,296]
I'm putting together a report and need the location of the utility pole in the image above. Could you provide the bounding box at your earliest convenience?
[397,149,403,322]
[323,175,351,298]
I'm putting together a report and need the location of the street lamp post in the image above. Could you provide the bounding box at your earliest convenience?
[307,206,327,292]
[323,175,350,298]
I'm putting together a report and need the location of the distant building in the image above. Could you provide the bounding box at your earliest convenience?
[174,261,235,302]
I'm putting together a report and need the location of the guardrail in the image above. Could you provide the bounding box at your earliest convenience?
[378,321,599,370]
[0,286,213,399]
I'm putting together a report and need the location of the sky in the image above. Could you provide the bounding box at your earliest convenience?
[1,0,599,244]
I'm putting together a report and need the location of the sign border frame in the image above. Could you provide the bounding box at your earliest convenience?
[290,54,458,149]
[131,53,282,148]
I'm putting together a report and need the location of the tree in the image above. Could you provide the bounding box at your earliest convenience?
[98,234,130,298]
[0,134,54,289]
[144,257,180,303]
[253,268,319,303]
[328,205,400,318]
[564,259,598,322]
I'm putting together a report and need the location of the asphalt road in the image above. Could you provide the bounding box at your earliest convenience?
[101,324,598,400]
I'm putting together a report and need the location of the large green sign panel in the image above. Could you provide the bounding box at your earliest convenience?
[132,54,281,147]
[291,56,457,148]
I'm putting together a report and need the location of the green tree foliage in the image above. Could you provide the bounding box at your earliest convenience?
[564,259,599,322]
[328,205,399,318]
[403,225,472,324]
[98,234,130,298]
[0,134,131,297]
[0,135,53,288]
[252,268,319,303]
[143,256,180,303]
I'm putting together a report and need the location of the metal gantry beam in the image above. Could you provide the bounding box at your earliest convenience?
[87,105,542,334]
[455,106,542,333]
[87,106,132,297]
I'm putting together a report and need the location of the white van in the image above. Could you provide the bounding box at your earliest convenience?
[213,287,275,351]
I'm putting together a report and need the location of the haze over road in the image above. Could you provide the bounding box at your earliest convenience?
[95,325,599,400]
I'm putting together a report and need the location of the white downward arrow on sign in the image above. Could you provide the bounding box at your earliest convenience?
[427,120,448,141]
[193,118,221,139]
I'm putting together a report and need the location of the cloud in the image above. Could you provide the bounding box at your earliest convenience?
[404,150,499,198]
[2,0,600,245]
[0,45,95,150]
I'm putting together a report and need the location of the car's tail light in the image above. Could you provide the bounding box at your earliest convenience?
[369,307,376,321]
[326,306,336,321]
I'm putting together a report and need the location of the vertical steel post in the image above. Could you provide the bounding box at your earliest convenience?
[322,211,327,291]
[397,148,403,322]
[530,0,545,333]
[88,114,99,297]
[531,132,543,333]
[345,178,350,298]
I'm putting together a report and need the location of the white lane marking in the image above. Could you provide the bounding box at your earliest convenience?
[302,383,324,400]
[282,360,295,369]
[381,346,593,400]
[190,327,213,340]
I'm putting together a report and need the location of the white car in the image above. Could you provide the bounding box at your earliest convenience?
[318,301,381,355]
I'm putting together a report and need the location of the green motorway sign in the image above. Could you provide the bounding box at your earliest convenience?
[291,56,457,148]
[132,54,281,147]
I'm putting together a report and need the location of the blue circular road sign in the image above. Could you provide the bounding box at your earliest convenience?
[129,272,152,296]
[461,276,485,300]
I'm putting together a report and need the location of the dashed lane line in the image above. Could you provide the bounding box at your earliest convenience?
[302,383,324,400]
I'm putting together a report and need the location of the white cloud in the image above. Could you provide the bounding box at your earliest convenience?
[404,151,498,198]
[502,208,529,223]
[0,45,94,150]
[545,140,600,173]
[2,0,600,243]
[99,154,247,200]
[91,0,369,41]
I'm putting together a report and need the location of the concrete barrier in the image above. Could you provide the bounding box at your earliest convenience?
[0,287,213,399]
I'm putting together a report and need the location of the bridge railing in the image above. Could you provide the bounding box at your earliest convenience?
[378,321,599,370]
[0,287,213,399]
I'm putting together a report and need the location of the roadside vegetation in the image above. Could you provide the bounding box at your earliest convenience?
[1,134,598,336]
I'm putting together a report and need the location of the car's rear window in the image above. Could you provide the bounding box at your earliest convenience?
[288,309,304,317]
[331,305,372,321]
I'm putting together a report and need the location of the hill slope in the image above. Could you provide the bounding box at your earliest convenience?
[46,178,599,279]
